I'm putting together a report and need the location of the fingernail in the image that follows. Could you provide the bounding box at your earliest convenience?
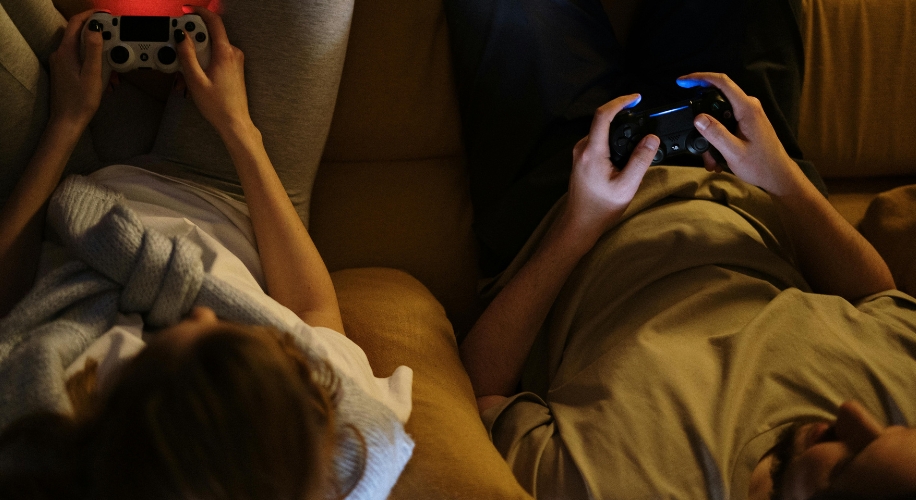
[625,94,642,109]
[645,135,659,150]
[174,29,186,43]
[89,20,103,32]
[695,115,711,131]
[677,78,708,89]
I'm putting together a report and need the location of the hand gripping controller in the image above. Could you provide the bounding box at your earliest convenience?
[608,88,737,167]
[81,12,211,80]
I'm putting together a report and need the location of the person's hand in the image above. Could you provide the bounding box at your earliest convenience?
[175,6,253,138]
[48,10,107,129]
[563,94,659,243]
[676,72,806,196]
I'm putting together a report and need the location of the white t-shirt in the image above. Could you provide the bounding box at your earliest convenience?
[55,165,412,424]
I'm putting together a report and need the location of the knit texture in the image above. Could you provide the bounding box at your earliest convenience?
[0,175,413,498]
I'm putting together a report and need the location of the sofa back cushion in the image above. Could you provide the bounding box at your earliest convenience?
[799,0,916,178]
[313,0,482,333]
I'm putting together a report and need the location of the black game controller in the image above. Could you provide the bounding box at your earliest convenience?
[608,88,737,167]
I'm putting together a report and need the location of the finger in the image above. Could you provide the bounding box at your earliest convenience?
[61,10,96,51]
[185,5,231,58]
[586,93,641,157]
[80,28,103,80]
[618,134,658,190]
[694,113,744,162]
[175,29,207,88]
[676,72,758,122]
[701,151,721,172]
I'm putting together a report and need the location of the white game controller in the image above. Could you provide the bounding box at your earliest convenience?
[81,11,211,80]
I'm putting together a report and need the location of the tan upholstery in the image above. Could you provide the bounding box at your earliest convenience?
[859,186,916,297]
[332,268,531,499]
[311,0,482,336]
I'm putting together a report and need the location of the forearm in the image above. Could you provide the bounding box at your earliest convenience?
[219,120,344,333]
[771,167,895,300]
[0,119,85,316]
[460,211,595,398]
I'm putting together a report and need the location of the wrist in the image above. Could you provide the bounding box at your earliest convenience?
[549,206,605,258]
[217,116,259,144]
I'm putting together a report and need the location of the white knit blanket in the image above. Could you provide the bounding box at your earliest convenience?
[0,175,413,498]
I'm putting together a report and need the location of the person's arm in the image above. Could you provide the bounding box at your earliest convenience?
[460,95,659,411]
[175,7,344,334]
[678,72,895,300]
[0,11,105,317]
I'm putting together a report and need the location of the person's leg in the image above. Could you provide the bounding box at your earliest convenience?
[445,0,630,276]
[141,0,355,225]
[0,0,98,209]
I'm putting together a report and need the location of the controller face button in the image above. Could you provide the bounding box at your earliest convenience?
[195,32,207,43]
[185,21,196,32]
[723,110,733,120]
[102,31,112,40]
[174,29,186,43]
[140,53,149,62]
[623,127,633,138]
[110,45,130,65]
[616,137,628,148]
[158,46,177,65]
[88,19,103,32]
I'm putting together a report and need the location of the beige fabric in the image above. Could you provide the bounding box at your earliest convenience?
[799,0,916,179]
[859,185,916,296]
[311,159,482,337]
[332,268,531,499]
[313,0,482,332]
[481,167,916,498]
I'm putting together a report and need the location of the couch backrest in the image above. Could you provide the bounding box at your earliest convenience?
[312,0,483,333]
[799,0,916,179]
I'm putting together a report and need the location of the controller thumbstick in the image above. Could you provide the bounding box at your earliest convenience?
[652,144,665,165]
[687,130,710,154]
[158,46,177,65]
[110,46,130,65]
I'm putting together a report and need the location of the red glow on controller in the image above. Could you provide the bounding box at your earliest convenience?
[90,0,223,17]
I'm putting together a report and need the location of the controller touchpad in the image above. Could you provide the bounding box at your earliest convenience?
[119,16,171,42]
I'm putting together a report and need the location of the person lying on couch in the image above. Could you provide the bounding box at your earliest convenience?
[459,71,916,499]
[0,7,412,498]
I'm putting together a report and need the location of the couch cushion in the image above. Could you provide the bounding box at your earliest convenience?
[332,268,531,499]
[321,0,464,163]
[312,158,482,337]
[799,0,916,179]
[858,185,916,297]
